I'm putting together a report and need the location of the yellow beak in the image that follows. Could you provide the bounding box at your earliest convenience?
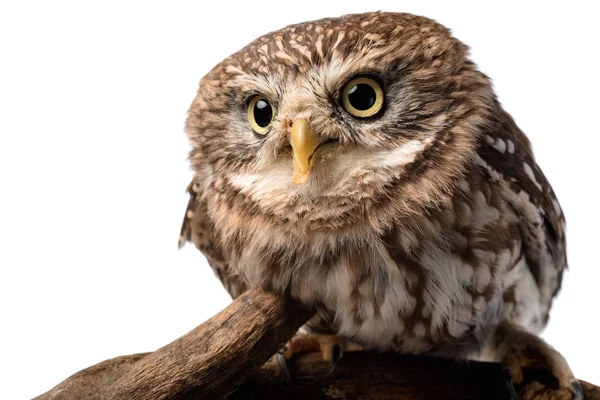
[290,119,321,185]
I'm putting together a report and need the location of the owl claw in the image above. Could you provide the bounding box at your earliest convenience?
[276,350,292,382]
[502,350,582,400]
[325,344,343,377]
[490,323,581,400]
[503,369,520,400]
[276,333,360,381]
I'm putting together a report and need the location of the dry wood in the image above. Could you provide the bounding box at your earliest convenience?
[36,287,314,400]
[235,352,600,400]
[36,287,599,400]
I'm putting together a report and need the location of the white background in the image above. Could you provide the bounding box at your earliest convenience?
[1,1,599,398]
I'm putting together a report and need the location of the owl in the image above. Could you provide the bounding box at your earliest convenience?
[180,12,581,398]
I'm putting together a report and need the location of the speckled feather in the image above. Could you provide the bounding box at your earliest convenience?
[180,12,567,365]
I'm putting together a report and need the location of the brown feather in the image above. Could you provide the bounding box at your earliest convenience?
[179,12,567,362]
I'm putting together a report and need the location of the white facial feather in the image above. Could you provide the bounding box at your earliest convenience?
[227,139,429,204]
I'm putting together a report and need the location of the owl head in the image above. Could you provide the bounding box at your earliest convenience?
[186,12,496,236]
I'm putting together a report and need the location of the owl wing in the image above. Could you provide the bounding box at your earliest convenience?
[179,179,247,299]
[476,106,567,315]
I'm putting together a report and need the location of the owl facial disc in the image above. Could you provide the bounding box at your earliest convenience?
[290,118,321,185]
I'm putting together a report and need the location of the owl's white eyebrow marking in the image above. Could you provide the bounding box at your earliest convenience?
[302,56,355,98]
[243,74,283,99]
[523,162,543,191]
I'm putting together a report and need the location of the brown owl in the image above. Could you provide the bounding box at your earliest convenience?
[180,12,580,398]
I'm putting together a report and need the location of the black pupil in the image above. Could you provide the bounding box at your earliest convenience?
[348,83,376,111]
[253,99,272,127]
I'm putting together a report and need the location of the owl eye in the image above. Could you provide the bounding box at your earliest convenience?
[247,96,275,135]
[342,76,384,118]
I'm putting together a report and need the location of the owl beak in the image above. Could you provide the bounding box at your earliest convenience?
[290,118,321,185]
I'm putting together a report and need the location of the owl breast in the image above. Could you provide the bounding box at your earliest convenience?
[221,165,545,354]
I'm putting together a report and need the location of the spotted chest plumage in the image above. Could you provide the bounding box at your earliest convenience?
[183,157,546,355]
[179,11,579,399]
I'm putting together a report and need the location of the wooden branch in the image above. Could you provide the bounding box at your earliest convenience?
[36,287,314,400]
[235,352,600,400]
[36,286,599,400]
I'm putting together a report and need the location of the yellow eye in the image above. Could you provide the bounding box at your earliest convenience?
[247,96,275,135]
[342,76,384,118]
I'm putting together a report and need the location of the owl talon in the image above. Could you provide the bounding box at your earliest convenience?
[277,332,359,381]
[502,369,520,400]
[276,350,292,382]
[489,323,581,400]
[325,344,343,377]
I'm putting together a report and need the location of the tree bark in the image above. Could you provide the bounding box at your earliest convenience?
[36,287,599,400]
[36,287,314,400]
